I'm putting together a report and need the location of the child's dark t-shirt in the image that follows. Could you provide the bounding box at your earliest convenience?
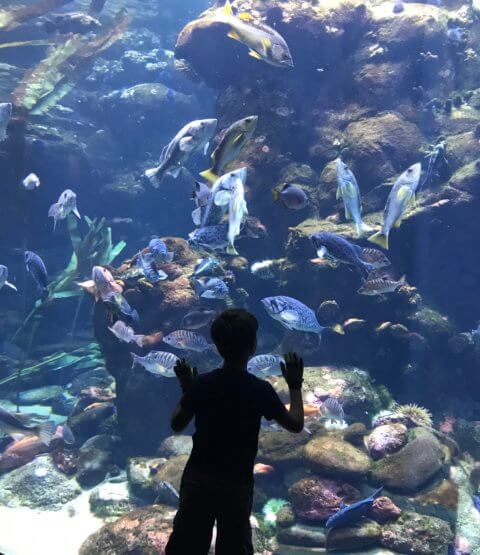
[180,368,285,484]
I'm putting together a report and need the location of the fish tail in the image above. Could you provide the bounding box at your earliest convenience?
[330,323,345,335]
[226,244,239,256]
[5,281,17,292]
[199,168,218,183]
[134,335,145,348]
[368,230,389,250]
[37,420,56,446]
[272,189,280,202]
[355,220,373,238]
[145,167,161,187]
[371,487,383,499]
[131,352,141,369]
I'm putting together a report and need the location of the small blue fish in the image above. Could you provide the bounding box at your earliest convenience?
[188,224,230,252]
[326,487,383,529]
[25,251,48,299]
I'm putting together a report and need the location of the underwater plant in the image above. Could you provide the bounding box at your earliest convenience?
[395,403,433,428]
[262,498,289,526]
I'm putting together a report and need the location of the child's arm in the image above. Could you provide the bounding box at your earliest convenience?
[274,352,304,433]
[171,359,197,432]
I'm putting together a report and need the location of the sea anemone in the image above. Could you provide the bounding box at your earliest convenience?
[262,498,289,526]
[395,403,433,428]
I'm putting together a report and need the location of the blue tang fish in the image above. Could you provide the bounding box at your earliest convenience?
[325,487,383,529]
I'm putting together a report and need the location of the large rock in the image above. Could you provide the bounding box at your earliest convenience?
[257,429,310,469]
[381,511,454,554]
[79,505,178,555]
[15,385,63,405]
[277,524,326,548]
[367,423,408,460]
[304,436,372,478]
[288,477,360,522]
[371,428,445,493]
[325,519,382,551]
[158,435,193,458]
[77,434,120,488]
[67,402,117,445]
[0,455,81,510]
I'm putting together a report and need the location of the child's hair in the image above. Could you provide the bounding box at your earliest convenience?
[210,309,258,359]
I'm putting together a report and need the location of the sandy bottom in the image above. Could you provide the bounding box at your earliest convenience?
[0,490,103,555]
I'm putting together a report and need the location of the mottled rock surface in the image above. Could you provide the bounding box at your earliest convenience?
[367,423,408,460]
[326,519,382,551]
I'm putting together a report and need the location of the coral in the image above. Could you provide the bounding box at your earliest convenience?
[395,403,433,428]
[262,498,289,526]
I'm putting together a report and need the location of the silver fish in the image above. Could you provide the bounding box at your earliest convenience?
[193,277,229,300]
[227,170,248,255]
[0,265,17,292]
[357,275,406,296]
[108,321,145,347]
[191,182,213,227]
[247,354,284,377]
[163,330,214,352]
[23,173,40,191]
[145,119,217,186]
[320,397,345,423]
[192,256,222,278]
[181,309,216,330]
[48,189,80,230]
[136,254,168,282]
[131,351,179,378]
[250,260,276,280]
[336,158,372,237]
[369,163,421,250]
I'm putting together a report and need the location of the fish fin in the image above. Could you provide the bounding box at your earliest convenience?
[191,207,202,226]
[398,274,407,287]
[331,323,345,335]
[410,192,417,207]
[344,205,352,220]
[232,133,244,145]
[272,189,280,202]
[214,190,232,206]
[134,335,145,348]
[203,141,210,155]
[396,185,411,202]
[179,137,194,152]
[371,487,383,499]
[73,208,81,219]
[368,231,389,250]
[316,246,328,259]
[223,0,234,16]
[145,167,160,186]
[393,217,402,228]
[355,221,373,238]
[238,12,254,21]
[168,167,182,179]
[340,500,347,509]
[227,30,242,42]
[226,244,239,256]
[336,186,342,200]
[199,169,219,183]
[5,281,17,292]
[249,49,263,60]
[262,37,272,53]
[37,420,56,446]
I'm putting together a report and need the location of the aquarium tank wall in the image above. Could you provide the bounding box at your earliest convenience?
[0,0,479,553]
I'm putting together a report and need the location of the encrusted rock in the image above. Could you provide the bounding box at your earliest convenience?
[257,429,310,469]
[89,481,135,519]
[304,436,372,478]
[277,524,326,548]
[326,519,381,551]
[15,385,63,405]
[77,434,119,488]
[367,423,408,460]
[371,496,402,523]
[157,435,193,458]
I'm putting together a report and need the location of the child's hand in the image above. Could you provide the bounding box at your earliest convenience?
[280,352,304,390]
[174,358,198,393]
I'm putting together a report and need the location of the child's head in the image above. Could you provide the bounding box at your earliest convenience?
[211,309,258,361]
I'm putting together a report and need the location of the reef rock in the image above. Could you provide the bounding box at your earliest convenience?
[257,429,311,469]
[70,367,114,395]
[79,505,177,555]
[304,436,372,478]
[89,481,135,519]
[76,434,120,488]
[277,524,326,548]
[67,402,117,445]
[371,428,444,492]
[325,519,382,551]
[381,511,454,554]
[158,435,193,458]
[288,477,360,522]
[16,385,63,405]
[367,423,408,460]
[371,496,402,523]
[0,455,81,510]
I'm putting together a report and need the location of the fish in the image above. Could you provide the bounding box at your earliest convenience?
[192,256,222,278]
[325,487,383,529]
[210,1,294,68]
[91,266,123,302]
[192,277,229,300]
[320,398,345,423]
[136,254,168,282]
[44,12,102,35]
[48,189,81,230]
[0,103,12,142]
[188,224,230,252]
[310,232,375,278]
[227,169,249,255]
[0,406,55,446]
[149,238,174,264]
[272,184,309,210]
[103,292,139,324]
[247,354,284,377]
[145,118,217,186]
[253,463,274,475]
[358,248,391,270]
[25,251,48,299]
[23,173,40,191]
[108,321,145,347]
[163,330,215,352]
[357,275,406,296]
[131,351,179,378]
[262,296,325,343]
[191,182,213,227]
[250,260,276,280]
[335,158,372,237]
[369,163,422,250]
[200,115,258,183]
[181,308,216,330]
[0,265,17,292]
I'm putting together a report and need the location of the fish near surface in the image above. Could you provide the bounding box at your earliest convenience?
[209,1,294,68]
[369,162,421,250]
[145,118,217,186]
[25,251,49,299]
[335,158,372,237]
[325,487,383,529]
[200,115,258,183]
[0,265,17,292]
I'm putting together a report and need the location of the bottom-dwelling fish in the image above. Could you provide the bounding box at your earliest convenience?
[325,487,383,529]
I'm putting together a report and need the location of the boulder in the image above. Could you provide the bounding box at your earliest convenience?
[69,367,114,395]
[79,505,177,555]
[288,477,360,522]
[0,455,81,510]
[304,436,372,479]
[367,423,408,460]
[257,429,310,469]
[277,524,326,548]
[371,428,444,493]
[158,435,193,458]
[89,481,135,519]
[381,511,454,554]
[371,496,402,523]
[67,402,117,445]
[325,519,382,551]
[15,385,63,405]
[77,434,120,488]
